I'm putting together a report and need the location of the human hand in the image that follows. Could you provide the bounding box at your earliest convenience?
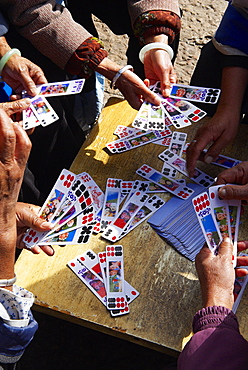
[195,238,235,310]
[16,202,54,256]
[186,111,240,177]
[216,162,248,200]
[0,98,31,125]
[143,48,176,97]
[96,57,161,110]
[1,55,47,96]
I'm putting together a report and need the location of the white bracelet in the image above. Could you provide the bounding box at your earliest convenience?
[139,42,174,64]
[0,273,17,287]
[0,48,21,76]
[110,64,134,89]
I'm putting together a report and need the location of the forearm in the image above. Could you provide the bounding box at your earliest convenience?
[0,225,17,290]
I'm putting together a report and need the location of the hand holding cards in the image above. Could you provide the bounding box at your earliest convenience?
[22,78,85,130]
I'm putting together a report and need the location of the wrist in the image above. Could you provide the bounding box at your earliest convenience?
[202,291,234,310]
[96,57,121,81]
[144,34,169,45]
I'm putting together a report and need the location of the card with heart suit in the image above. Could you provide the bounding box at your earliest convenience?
[192,191,222,254]
[169,83,221,104]
[136,164,194,200]
[23,169,76,248]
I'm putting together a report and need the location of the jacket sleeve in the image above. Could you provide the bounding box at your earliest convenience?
[127,0,180,25]
[177,306,248,370]
[0,0,93,69]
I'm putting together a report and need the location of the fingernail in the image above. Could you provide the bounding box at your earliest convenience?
[204,155,213,164]
[218,187,227,197]
[223,237,232,244]
[40,221,53,229]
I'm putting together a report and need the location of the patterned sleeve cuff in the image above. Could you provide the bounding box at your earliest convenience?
[65,37,108,78]
[133,10,181,45]
[193,306,239,334]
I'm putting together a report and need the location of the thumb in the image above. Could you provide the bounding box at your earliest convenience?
[218,184,248,200]
[218,237,233,258]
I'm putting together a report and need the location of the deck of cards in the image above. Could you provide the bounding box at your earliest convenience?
[22,78,85,130]
[68,246,139,317]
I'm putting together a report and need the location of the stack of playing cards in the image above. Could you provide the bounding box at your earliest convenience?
[67,246,139,317]
[22,79,85,130]
[148,183,205,261]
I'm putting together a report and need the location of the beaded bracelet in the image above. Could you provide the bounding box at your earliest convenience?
[0,274,17,287]
[139,42,174,64]
[0,48,21,75]
[110,65,134,89]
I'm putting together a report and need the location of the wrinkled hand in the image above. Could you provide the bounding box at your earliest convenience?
[186,111,240,177]
[216,162,248,200]
[0,98,31,125]
[96,57,161,110]
[115,68,161,109]
[1,55,47,96]
[16,202,54,256]
[143,49,177,97]
[196,238,236,310]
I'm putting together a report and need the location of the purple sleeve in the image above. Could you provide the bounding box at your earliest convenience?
[177,306,248,369]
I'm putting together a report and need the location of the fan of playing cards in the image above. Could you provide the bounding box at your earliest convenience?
[22,169,168,248]
[22,79,85,130]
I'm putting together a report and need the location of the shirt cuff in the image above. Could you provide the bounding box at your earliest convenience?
[193,306,239,334]
[0,285,34,328]
[65,37,108,78]
[133,10,181,45]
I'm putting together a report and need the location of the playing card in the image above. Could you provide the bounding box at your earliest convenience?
[202,150,241,169]
[22,106,40,130]
[100,178,122,231]
[168,131,187,157]
[67,256,107,306]
[42,206,95,240]
[23,169,76,248]
[29,95,59,127]
[35,79,85,97]
[102,191,149,242]
[136,164,194,200]
[132,101,150,131]
[114,125,144,139]
[105,245,129,314]
[165,97,207,122]
[161,99,191,129]
[77,172,104,213]
[119,195,165,239]
[233,272,248,313]
[158,149,215,187]
[192,191,222,253]
[169,83,221,104]
[106,128,172,154]
[147,103,166,131]
[39,223,94,245]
